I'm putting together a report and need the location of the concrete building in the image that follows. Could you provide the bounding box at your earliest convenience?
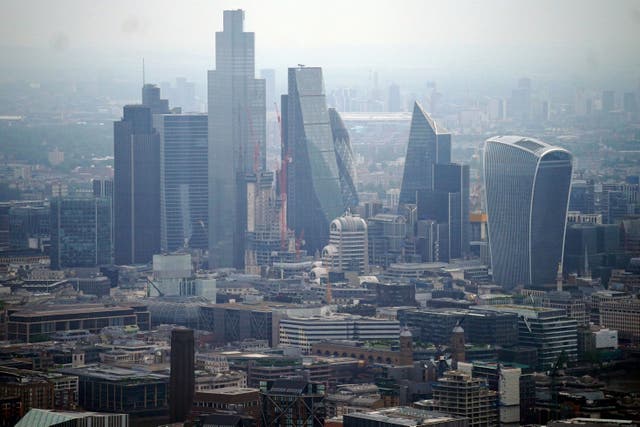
[430,371,498,427]
[192,386,261,420]
[201,304,279,346]
[15,408,129,427]
[170,328,195,423]
[323,212,369,274]
[343,407,469,427]
[279,314,399,353]
[599,299,640,342]
[7,304,150,343]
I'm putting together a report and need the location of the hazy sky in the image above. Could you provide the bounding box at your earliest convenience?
[2,0,640,88]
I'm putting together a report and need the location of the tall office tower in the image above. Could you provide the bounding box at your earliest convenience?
[50,197,112,270]
[154,114,208,251]
[398,102,451,207]
[483,136,573,289]
[170,328,195,423]
[260,68,276,108]
[328,108,359,209]
[624,92,638,113]
[601,90,615,112]
[322,212,369,274]
[92,179,113,199]
[282,66,343,254]
[208,9,266,268]
[114,105,161,265]
[388,83,402,112]
[142,83,170,114]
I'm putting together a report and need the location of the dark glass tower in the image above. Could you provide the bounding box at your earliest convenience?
[208,9,266,268]
[328,108,359,209]
[50,197,112,270]
[114,105,161,265]
[142,83,170,114]
[399,102,450,207]
[282,66,343,254]
[170,328,194,423]
[484,136,573,289]
[154,114,208,251]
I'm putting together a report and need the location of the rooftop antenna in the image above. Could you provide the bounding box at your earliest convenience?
[142,58,146,86]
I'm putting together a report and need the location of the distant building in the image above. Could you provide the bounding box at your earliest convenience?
[260,380,325,427]
[483,136,572,289]
[430,371,498,427]
[192,386,261,420]
[387,84,402,112]
[15,408,128,427]
[9,203,49,250]
[329,108,359,209]
[599,298,640,342]
[601,90,615,112]
[476,305,577,370]
[50,197,111,270]
[343,407,469,427]
[170,328,195,423]
[114,104,161,265]
[154,113,209,251]
[208,10,266,268]
[280,314,399,353]
[142,83,170,114]
[201,304,278,346]
[323,212,369,274]
[283,66,344,254]
[367,214,406,268]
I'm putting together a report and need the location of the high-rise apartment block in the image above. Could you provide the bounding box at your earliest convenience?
[114,105,161,265]
[208,9,266,268]
[484,136,572,289]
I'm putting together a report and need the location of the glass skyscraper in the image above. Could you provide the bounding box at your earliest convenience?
[208,9,266,268]
[114,105,161,265]
[329,108,359,209]
[398,102,450,207]
[154,114,208,252]
[282,66,344,254]
[483,136,573,289]
[50,197,112,270]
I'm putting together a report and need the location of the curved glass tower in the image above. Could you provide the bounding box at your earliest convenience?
[328,108,359,209]
[282,67,343,254]
[483,136,573,289]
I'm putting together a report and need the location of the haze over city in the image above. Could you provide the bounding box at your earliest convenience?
[1,2,640,427]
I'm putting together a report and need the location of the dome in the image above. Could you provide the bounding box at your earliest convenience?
[400,327,413,337]
[452,325,464,333]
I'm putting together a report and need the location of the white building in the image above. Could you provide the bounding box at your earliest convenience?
[280,314,399,353]
[151,253,216,300]
[323,212,369,274]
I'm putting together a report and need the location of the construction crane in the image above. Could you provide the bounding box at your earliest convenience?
[550,350,569,420]
[274,102,289,250]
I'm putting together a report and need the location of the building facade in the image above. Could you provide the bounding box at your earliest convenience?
[170,328,195,423]
[155,113,209,251]
[50,197,111,270]
[328,108,359,209]
[483,136,573,289]
[114,104,161,265]
[208,9,266,268]
[283,66,344,254]
[323,213,369,274]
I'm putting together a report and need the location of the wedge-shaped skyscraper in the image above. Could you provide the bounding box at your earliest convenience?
[329,108,359,210]
[483,136,573,289]
[399,102,450,206]
[283,67,343,254]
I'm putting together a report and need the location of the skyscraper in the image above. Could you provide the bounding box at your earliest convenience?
[114,105,161,265]
[208,9,266,268]
[142,83,170,114]
[398,102,451,207]
[170,328,195,423]
[282,66,343,254]
[154,114,208,251]
[483,136,573,289]
[50,197,112,270]
[328,108,359,209]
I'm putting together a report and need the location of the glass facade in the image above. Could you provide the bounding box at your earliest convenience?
[50,197,111,270]
[155,114,208,251]
[114,105,161,265]
[284,67,344,254]
[483,136,572,289]
[9,204,49,249]
[208,10,266,268]
[328,108,359,209]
